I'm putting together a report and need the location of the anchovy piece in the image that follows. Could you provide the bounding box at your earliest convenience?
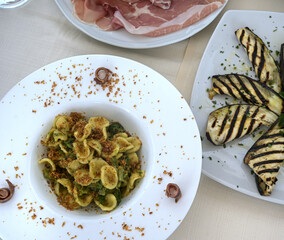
[209,74,284,115]
[206,104,278,145]
[244,123,284,195]
[235,27,281,93]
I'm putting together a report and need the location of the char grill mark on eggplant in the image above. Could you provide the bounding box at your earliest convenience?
[212,82,225,95]
[244,126,284,195]
[250,150,284,160]
[249,141,284,152]
[258,168,279,175]
[252,159,283,168]
[235,105,250,139]
[218,114,228,136]
[235,27,281,93]
[246,107,262,134]
[206,104,278,145]
[233,75,257,102]
[223,105,240,143]
[209,74,283,115]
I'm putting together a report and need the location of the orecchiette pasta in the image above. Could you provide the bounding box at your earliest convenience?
[66,160,83,175]
[87,139,102,155]
[73,186,94,207]
[101,140,119,159]
[125,137,142,153]
[38,158,56,171]
[57,178,73,195]
[113,132,128,139]
[54,115,71,131]
[88,117,109,140]
[89,158,108,179]
[73,140,90,159]
[59,143,68,155]
[127,152,139,165]
[123,171,145,197]
[74,169,93,186]
[74,123,92,141]
[78,149,94,165]
[101,165,118,189]
[53,129,68,142]
[39,113,145,212]
[115,137,134,152]
[44,129,61,147]
[94,194,117,211]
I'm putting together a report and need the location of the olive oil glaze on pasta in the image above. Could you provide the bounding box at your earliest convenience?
[39,112,145,212]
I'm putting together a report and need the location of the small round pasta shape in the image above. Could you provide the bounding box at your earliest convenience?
[87,139,102,155]
[73,140,91,159]
[95,194,117,211]
[115,137,134,152]
[53,129,68,142]
[38,158,56,171]
[101,165,118,189]
[124,171,145,197]
[54,115,71,131]
[89,158,108,179]
[74,123,92,141]
[73,187,94,207]
[66,160,83,176]
[57,178,73,195]
[74,169,93,186]
[101,140,119,159]
[125,137,142,153]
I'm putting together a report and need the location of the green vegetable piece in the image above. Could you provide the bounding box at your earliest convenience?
[108,122,125,137]
[96,195,106,205]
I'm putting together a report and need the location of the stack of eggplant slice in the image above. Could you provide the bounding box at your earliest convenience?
[206,27,284,196]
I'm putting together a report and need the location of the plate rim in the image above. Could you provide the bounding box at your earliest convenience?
[0,54,203,239]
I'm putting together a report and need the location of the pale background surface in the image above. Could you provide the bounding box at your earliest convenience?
[1,0,284,239]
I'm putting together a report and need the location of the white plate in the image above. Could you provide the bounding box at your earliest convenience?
[190,10,284,204]
[0,55,201,239]
[54,0,227,49]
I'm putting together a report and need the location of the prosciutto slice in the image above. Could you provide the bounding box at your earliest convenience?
[72,0,225,37]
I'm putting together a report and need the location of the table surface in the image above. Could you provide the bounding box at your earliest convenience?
[1,0,284,239]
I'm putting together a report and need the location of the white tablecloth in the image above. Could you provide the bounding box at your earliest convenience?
[1,0,284,239]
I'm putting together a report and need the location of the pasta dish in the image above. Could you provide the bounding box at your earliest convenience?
[39,112,144,211]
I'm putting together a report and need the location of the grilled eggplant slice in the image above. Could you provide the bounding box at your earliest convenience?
[235,27,281,93]
[281,43,284,90]
[206,104,278,145]
[245,120,281,196]
[244,123,284,195]
[255,175,273,196]
[209,74,284,115]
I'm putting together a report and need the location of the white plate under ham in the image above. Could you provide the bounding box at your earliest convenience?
[72,0,225,37]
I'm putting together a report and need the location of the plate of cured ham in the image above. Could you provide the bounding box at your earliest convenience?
[190,10,284,204]
[0,55,202,239]
[55,0,227,49]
